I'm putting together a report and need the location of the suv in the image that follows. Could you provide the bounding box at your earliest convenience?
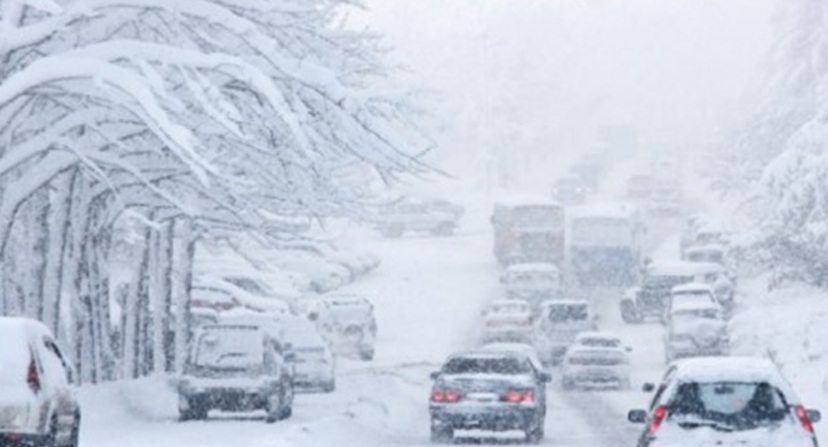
[629,357,821,447]
[316,295,377,360]
[533,299,596,365]
[0,317,80,447]
[374,199,463,237]
[428,351,550,443]
[178,324,294,423]
[663,296,729,363]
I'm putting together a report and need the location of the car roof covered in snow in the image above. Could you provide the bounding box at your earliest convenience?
[280,315,326,348]
[506,263,560,273]
[668,357,800,402]
[648,260,724,276]
[670,296,721,313]
[539,298,589,307]
[322,294,372,307]
[569,202,638,220]
[671,282,714,295]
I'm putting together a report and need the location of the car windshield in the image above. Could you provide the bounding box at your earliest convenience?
[546,304,589,322]
[193,329,263,370]
[669,382,789,429]
[442,357,532,375]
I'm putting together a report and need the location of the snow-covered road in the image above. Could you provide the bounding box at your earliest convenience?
[78,211,679,447]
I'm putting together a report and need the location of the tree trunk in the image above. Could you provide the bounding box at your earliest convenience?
[42,170,76,336]
[173,218,195,372]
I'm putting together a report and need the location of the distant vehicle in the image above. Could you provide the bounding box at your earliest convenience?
[682,244,726,264]
[491,198,565,266]
[568,202,644,287]
[626,174,653,199]
[533,299,597,365]
[374,198,464,237]
[569,161,603,191]
[561,344,631,390]
[620,261,733,324]
[628,357,821,447]
[428,350,550,443]
[178,324,294,422]
[282,316,336,392]
[501,263,562,305]
[552,176,587,205]
[481,299,534,344]
[0,317,80,447]
[647,179,682,215]
[219,309,297,384]
[314,294,377,360]
[682,221,730,254]
[663,283,720,321]
[663,294,728,363]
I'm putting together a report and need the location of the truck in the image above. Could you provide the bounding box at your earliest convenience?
[491,198,565,266]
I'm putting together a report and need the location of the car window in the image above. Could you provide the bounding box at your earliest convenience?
[442,357,532,375]
[547,304,588,322]
[668,382,788,428]
[41,338,69,387]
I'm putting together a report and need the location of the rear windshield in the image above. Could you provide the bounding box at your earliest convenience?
[547,304,588,322]
[669,382,789,429]
[579,337,621,348]
[194,329,263,369]
[442,357,532,375]
[569,354,625,366]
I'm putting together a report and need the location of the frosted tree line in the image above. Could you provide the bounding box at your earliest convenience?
[717,0,828,286]
[0,0,426,383]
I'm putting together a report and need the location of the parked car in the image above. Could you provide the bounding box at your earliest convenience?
[561,344,631,390]
[620,261,733,324]
[481,299,534,344]
[0,317,80,447]
[533,299,597,365]
[663,294,728,363]
[374,198,463,237]
[501,263,562,307]
[428,350,550,443]
[178,324,294,423]
[629,357,821,447]
[282,316,336,392]
[314,294,377,360]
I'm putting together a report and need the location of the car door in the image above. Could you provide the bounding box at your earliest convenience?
[40,337,76,438]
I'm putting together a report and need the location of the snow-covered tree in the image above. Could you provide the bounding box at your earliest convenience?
[0,0,427,381]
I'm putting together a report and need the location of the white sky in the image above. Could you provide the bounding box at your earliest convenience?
[350,0,777,191]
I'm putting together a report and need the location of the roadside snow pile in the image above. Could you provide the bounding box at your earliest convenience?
[729,273,828,438]
[116,375,180,422]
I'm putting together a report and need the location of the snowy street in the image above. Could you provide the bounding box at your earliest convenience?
[76,210,678,447]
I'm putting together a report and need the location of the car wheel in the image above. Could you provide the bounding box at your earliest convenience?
[322,379,336,393]
[265,393,282,423]
[279,385,294,420]
[430,423,453,443]
[525,420,544,444]
[43,415,59,447]
[359,350,375,361]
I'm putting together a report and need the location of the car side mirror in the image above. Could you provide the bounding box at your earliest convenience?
[539,372,552,383]
[628,409,648,424]
[808,409,822,423]
[430,371,440,381]
[642,383,655,392]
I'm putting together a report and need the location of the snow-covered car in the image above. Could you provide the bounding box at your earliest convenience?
[629,357,821,447]
[282,316,336,392]
[481,299,534,343]
[374,198,464,237]
[663,296,729,363]
[533,299,597,365]
[428,350,550,443]
[0,317,80,447]
[219,309,297,381]
[663,283,720,322]
[194,276,293,316]
[552,176,587,205]
[620,261,734,324]
[315,294,377,360]
[501,263,562,306]
[178,324,294,423]
[561,345,631,390]
[626,174,653,199]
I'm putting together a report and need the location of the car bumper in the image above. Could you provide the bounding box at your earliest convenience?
[430,405,540,431]
[0,432,50,447]
[563,367,629,386]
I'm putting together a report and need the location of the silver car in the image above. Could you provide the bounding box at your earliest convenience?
[0,317,80,447]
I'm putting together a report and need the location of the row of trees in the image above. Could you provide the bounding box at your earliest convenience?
[716,0,828,286]
[0,0,426,382]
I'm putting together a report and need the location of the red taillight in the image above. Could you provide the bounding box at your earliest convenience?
[431,390,461,403]
[502,390,534,404]
[27,351,41,394]
[648,405,667,434]
[795,405,814,433]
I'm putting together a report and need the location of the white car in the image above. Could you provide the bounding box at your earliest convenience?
[316,294,377,360]
[0,317,80,447]
[561,345,631,390]
[629,357,821,447]
[481,299,534,343]
[663,295,729,363]
[282,316,336,392]
[501,263,562,305]
[533,299,597,365]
